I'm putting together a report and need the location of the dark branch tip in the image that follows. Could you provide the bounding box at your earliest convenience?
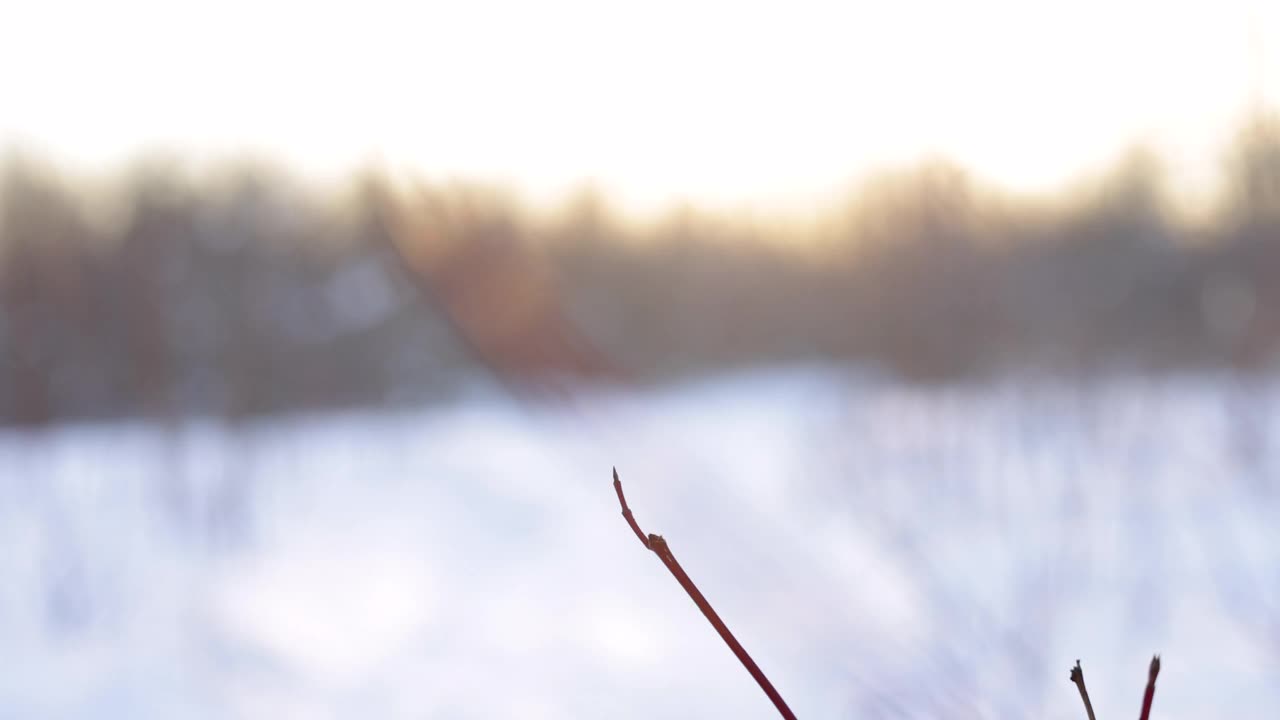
[1149,654,1161,680]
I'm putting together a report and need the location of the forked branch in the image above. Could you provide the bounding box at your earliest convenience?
[1070,654,1161,720]
[612,467,798,720]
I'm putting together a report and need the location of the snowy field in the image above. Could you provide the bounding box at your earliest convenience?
[1,368,1278,719]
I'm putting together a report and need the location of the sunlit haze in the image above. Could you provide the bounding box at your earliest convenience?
[2,0,1277,211]
[6,3,1280,718]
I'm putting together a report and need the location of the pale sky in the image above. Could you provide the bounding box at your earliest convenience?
[0,0,1276,212]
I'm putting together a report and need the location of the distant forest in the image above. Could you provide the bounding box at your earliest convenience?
[3,116,1280,426]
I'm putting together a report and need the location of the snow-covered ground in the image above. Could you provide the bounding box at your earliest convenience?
[1,368,1278,719]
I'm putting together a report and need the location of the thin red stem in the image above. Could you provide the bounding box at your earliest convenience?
[613,468,797,720]
[613,468,650,549]
[1139,655,1160,720]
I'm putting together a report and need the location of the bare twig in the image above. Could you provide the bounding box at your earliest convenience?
[612,467,798,720]
[1070,660,1098,720]
[1138,655,1160,720]
[612,467,651,549]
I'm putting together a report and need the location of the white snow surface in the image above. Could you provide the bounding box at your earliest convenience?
[1,367,1278,718]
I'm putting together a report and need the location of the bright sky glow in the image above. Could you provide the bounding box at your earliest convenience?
[0,0,1277,211]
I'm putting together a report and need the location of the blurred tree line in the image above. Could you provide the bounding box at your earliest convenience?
[3,118,1280,426]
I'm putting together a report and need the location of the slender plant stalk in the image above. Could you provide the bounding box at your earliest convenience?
[1138,655,1160,720]
[1070,660,1098,720]
[612,467,798,720]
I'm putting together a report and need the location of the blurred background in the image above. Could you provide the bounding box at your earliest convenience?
[2,1,1280,717]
